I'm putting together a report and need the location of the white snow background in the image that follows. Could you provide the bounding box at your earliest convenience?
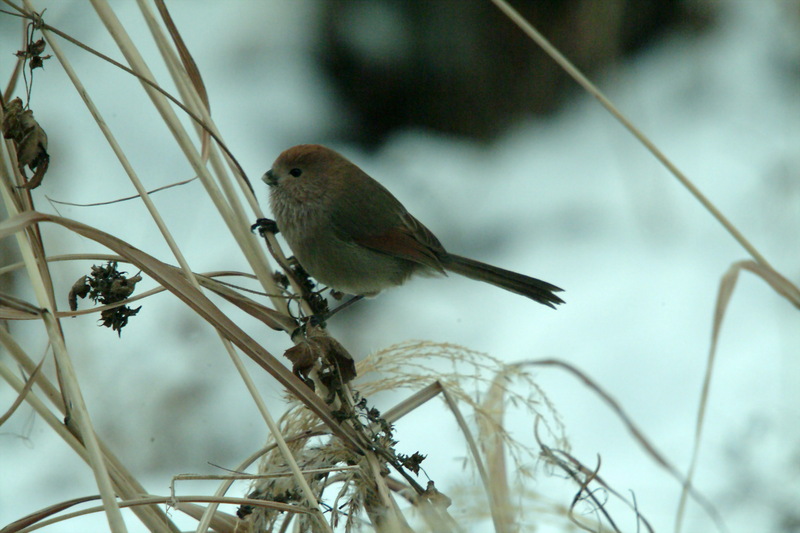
[0,1,798,532]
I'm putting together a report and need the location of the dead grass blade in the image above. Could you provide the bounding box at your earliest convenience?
[0,210,361,448]
[475,373,515,533]
[152,0,212,161]
[2,495,313,533]
[439,384,494,530]
[736,260,800,309]
[196,275,296,332]
[0,253,125,277]
[675,259,799,532]
[153,0,208,111]
[0,495,101,533]
[0,292,41,319]
[0,350,45,426]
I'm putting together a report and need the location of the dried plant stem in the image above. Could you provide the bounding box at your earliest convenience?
[490,0,770,269]
[518,359,727,532]
[41,311,129,532]
[25,7,276,530]
[477,376,515,533]
[440,385,496,527]
[9,495,313,533]
[214,340,334,533]
[0,253,125,277]
[675,259,800,533]
[0,356,179,532]
[32,2,191,281]
[133,0,302,317]
[2,69,127,529]
[27,1,330,528]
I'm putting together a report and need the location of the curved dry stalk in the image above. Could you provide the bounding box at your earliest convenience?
[439,385,493,527]
[0,350,44,426]
[475,374,514,533]
[0,253,126,277]
[0,356,181,533]
[490,0,772,271]
[0,210,362,448]
[2,494,314,533]
[675,259,800,532]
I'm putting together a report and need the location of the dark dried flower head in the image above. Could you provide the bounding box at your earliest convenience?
[69,261,143,335]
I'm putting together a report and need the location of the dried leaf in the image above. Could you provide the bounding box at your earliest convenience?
[313,335,357,384]
[68,275,90,311]
[284,341,318,389]
[284,335,357,390]
[2,98,50,189]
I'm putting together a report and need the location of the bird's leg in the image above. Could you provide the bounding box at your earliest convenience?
[308,294,365,327]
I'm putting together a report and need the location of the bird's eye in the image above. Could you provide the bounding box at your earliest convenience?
[289,168,302,177]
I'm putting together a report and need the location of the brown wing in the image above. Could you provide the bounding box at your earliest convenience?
[353,221,446,274]
[328,167,446,273]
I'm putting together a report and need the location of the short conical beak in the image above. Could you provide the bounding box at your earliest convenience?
[263,169,277,186]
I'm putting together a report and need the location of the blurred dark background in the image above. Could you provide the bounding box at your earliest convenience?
[318,0,714,144]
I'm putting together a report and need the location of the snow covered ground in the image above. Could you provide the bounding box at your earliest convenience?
[1,1,798,532]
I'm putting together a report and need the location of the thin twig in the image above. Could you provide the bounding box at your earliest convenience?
[45,176,197,207]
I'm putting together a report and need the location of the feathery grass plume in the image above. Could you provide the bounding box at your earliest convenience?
[240,341,574,531]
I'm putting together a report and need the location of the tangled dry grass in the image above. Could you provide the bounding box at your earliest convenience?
[1,1,798,533]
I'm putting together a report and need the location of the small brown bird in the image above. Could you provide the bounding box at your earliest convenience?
[263,144,564,310]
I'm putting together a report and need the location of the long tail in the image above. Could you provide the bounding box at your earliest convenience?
[440,253,565,308]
